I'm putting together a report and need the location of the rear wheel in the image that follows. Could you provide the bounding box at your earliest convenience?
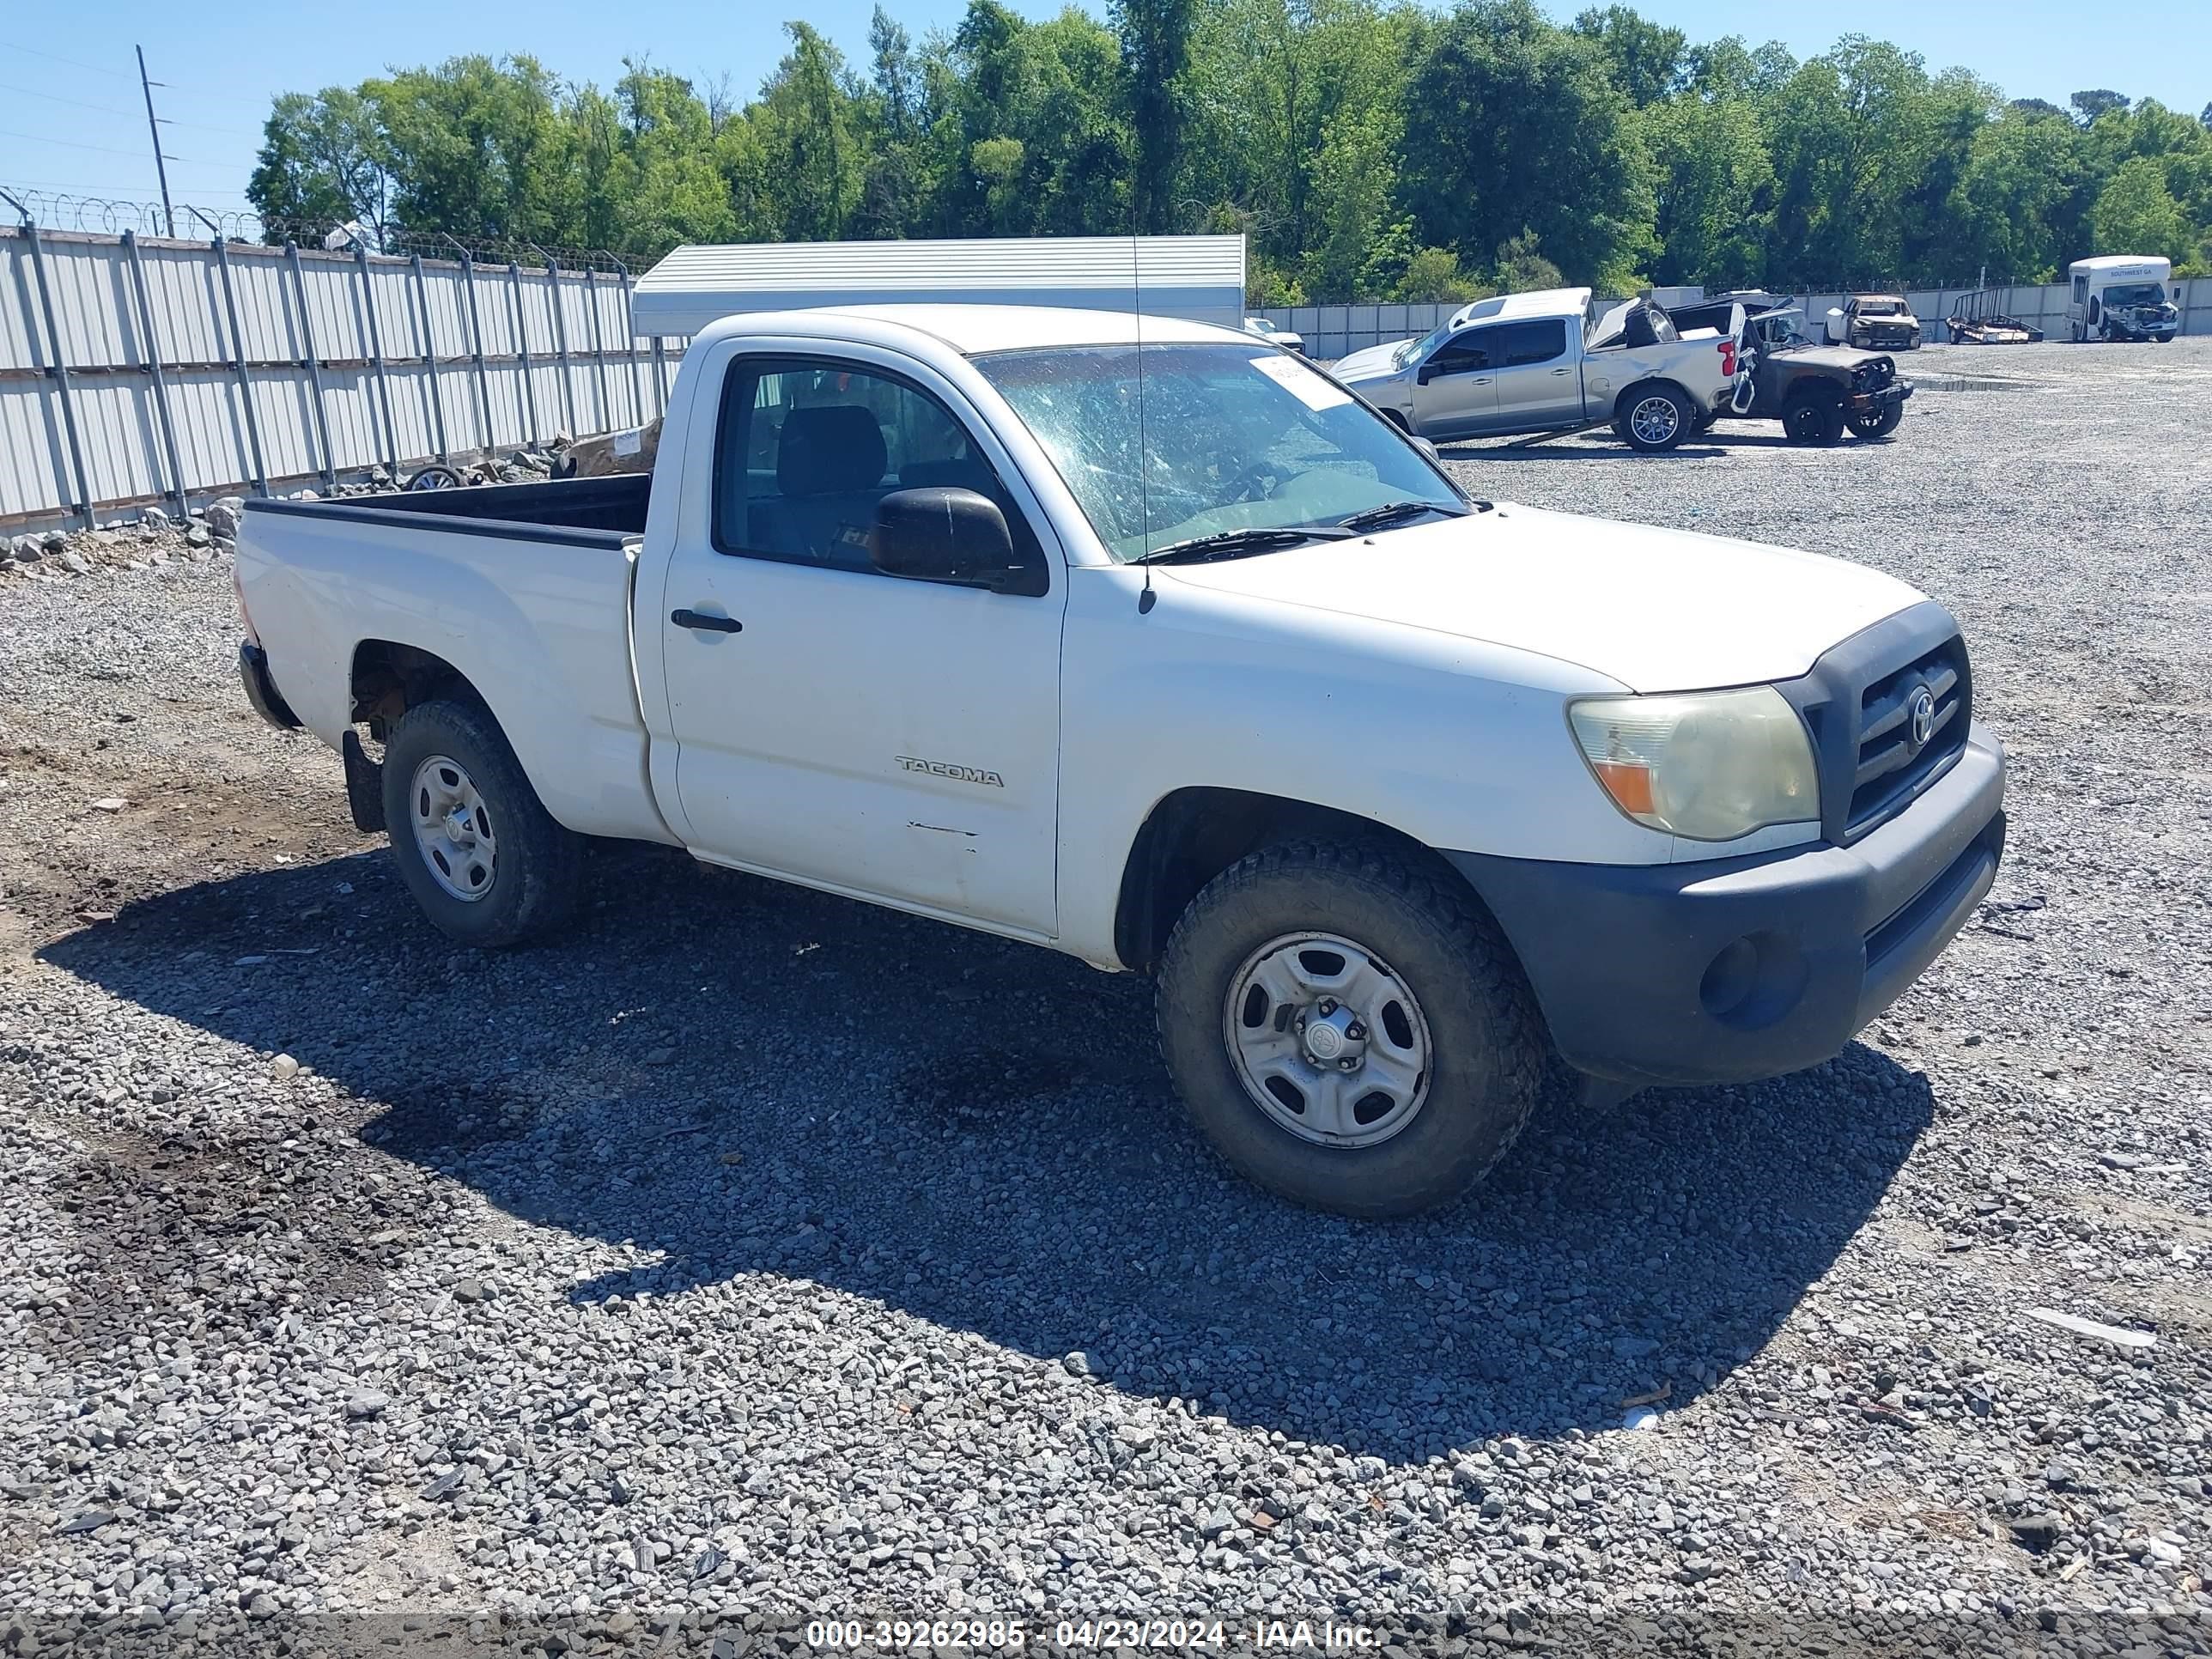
[1155,841,1546,1218]
[1616,385,1693,453]
[1846,402,1903,440]
[380,697,583,947]
[2157,332,2176,343]
[1783,391,1845,446]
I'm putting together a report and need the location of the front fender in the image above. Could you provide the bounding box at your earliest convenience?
[1051,565,1667,965]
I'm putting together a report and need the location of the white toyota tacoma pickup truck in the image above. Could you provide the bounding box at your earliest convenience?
[236,303,2005,1217]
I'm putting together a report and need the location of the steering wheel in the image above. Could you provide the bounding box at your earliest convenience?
[1221,465,1282,507]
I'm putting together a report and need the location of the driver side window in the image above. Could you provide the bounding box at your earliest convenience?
[712,357,1039,573]
[1425,328,1493,377]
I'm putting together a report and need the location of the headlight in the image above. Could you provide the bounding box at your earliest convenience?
[1568,686,1820,842]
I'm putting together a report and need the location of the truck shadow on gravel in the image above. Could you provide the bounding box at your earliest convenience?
[42,840,1935,1463]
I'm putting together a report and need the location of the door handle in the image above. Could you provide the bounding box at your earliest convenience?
[672,608,743,634]
[1549,367,1571,375]
[1470,376,1492,385]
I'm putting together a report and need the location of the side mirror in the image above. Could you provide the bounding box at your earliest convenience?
[1412,435,1441,462]
[1415,363,1437,386]
[869,487,1044,597]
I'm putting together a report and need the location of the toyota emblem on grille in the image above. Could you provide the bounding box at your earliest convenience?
[1908,685,1936,749]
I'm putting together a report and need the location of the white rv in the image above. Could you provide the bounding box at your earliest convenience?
[2067,256,2179,342]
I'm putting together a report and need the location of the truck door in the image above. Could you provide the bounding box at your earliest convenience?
[654,347,1066,938]
[1481,319,1580,430]
[1409,327,1496,438]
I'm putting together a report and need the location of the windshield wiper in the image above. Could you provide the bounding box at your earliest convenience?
[1336,500,1469,532]
[1131,525,1355,565]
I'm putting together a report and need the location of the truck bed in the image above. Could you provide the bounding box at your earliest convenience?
[237,472,677,848]
[252,473,650,544]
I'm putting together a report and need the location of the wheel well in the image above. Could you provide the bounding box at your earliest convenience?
[1382,408,1412,433]
[1615,378,1688,414]
[349,640,476,738]
[1112,787,1476,974]
[1784,379,1844,406]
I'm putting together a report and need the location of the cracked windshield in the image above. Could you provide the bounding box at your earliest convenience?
[975,343,1465,562]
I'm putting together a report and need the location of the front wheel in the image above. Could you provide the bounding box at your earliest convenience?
[2157,332,2175,343]
[1155,841,1546,1218]
[1616,386,1693,453]
[1846,402,1904,440]
[380,697,584,947]
[1783,392,1845,446]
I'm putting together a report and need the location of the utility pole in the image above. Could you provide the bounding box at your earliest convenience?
[137,46,174,239]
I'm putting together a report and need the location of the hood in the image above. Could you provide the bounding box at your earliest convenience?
[1159,503,1924,694]
[1331,340,1412,382]
[1772,343,1891,370]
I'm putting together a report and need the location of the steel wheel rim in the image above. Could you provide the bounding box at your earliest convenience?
[1629,395,1679,446]
[1222,931,1434,1149]
[410,754,498,902]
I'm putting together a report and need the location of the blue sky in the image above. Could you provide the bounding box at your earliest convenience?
[4,0,2208,219]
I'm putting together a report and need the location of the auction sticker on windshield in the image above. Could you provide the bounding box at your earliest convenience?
[1248,353,1351,412]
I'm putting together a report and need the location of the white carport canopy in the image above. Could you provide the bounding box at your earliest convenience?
[631,234,1248,337]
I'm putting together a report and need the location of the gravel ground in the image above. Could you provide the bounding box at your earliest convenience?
[2,339,2209,1657]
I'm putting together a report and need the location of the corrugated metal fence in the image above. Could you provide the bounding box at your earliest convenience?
[15,229,2206,527]
[3,225,685,530]
[1261,280,2212,362]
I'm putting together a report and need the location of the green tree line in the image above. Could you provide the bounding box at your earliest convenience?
[246,0,2212,301]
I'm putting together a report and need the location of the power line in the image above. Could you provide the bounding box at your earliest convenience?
[0,38,138,79]
[0,78,262,136]
[0,125,227,166]
[0,79,136,118]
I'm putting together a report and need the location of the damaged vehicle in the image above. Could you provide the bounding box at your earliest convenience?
[2067,257,2179,343]
[1669,293,1913,445]
[232,301,2003,1218]
[1331,289,1741,453]
[1827,295,1923,351]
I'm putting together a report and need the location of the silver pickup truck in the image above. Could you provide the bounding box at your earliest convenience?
[1331,288,1743,453]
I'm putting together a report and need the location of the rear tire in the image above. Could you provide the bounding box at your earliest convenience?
[1155,840,1546,1218]
[2157,332,2175,343]
[1783,391,1845,446]
[380,697,583,948]
[1616,385,1693,453]
[1846,402,1903,440]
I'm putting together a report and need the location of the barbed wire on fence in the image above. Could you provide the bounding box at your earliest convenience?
[9,186,2067,295]
[2,187,635,273]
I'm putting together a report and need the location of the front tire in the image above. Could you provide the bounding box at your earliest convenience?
[1783,391,1845,446]
[1155,841,1546,1218]
[380,697,584,947]
[2157,332,2175,343]
[1846,402,1903,440]
[1616,385,1693,453]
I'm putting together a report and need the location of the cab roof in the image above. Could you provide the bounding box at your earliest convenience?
[1448,288,1595,328]
[690,302,1261,358]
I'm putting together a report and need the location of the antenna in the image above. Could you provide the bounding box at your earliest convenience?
[137,46,175,240]
[1133,186,1155,612]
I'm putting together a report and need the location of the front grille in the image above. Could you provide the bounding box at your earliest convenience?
[1848,636,1969,834]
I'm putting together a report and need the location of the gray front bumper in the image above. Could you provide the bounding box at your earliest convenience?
[1446,727,2006,1089]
